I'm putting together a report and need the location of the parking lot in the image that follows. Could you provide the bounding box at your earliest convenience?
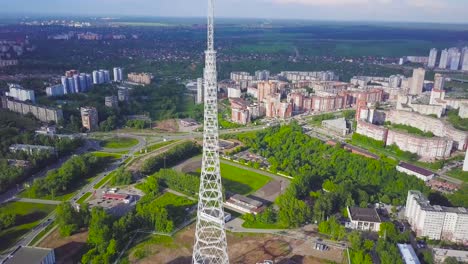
[87,185,144,216]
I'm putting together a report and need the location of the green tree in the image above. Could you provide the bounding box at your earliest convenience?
[0,212,16,230]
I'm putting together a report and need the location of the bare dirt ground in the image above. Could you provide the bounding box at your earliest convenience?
[127,140,187,173]
[127,224,344,264]
[154,119,179,133]
[38,229,88,264]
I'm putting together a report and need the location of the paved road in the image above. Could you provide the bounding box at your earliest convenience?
[0,136,146,261]
[0,139,98,205]
[13,198,61,205]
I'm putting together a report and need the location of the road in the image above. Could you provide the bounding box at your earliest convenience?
[0,135,145,261]
[0,139,99,205]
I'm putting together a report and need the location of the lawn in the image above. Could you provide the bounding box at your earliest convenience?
[76,192,92,204]
[154,192,196,225]
[91,152,123,159]
[94,171,117,189]
[155,192,195,208]
[447,168,468,183]
[0,202,56,252]
[220,163,271,195]
[145,140,175,153]
[100,137,139,149]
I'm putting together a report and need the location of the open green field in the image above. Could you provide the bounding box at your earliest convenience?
[220,163,271,195]
[447,168,468,183]
[145,140,175,153]
[155,192,195,208]
[91,151,123,159]
[242,221,286,229]
[0,202,56,251]
[100,137,139,149]
[76,192,92,204]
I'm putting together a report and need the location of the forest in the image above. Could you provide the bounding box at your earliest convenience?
[141,141,201,175]
[0,110,83,193]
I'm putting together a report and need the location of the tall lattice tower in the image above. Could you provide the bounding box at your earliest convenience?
[192,0,229,263]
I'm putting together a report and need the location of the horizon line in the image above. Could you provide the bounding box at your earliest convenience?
[1,13,468,25]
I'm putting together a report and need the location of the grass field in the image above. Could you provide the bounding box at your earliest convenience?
[447,168,468,183]
[76,192,92,204]
[155,192,195,208]
[145,140,175,153]
[242,221,286,229]
[91,151,123,159]
[220,163,271,195]
[100,137,139,149]
[94,170,117,189]
[0,202,56,251]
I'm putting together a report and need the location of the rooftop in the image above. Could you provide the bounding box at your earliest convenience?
[397,244,421,264]
[408,190,468,214]
[348,207,382,223]
[398,162,434,177]
[4,246,54,264]
[229,194,263,208]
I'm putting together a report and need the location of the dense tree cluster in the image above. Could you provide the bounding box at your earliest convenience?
[347,231,374,264]
[141,141,201,175]
[242,207,278,226]
[110,167,133,186]
[56,202,90,236]
[125,120,150,129]
[238,123,429,228]
[0,110,83,193]
[0,211,16,231]
[27,154,105,198]
[153,169,200,196]
[318,216,346,241]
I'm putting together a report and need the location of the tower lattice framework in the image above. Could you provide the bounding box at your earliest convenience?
[192,0,229,263]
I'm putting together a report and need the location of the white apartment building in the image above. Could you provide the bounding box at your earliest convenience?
[113,67,123,82]
[6,84,35,103]
[405,190,468,243]
[46,84,65,97]
[428,48,438,68]
[439,49,449,69]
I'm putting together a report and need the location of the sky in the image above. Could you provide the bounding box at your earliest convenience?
[1,0,468,23]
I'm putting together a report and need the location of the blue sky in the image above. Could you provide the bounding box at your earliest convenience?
[1,0,468,23]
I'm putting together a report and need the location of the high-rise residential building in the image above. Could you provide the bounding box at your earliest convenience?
[113,67,123,82]
[433,73,445,91]
[105,96,118,108]
[92,69,110,84]
[255,70,270,81]
[439,49,449,69]
[117,88,129,102]
[80,107,99,131]
[405,190,468,243]
[464,148,468,172]
[6,84,35,103]
[450,50,461,70]
[46,84,65,97]
[92,70,99,84]
[446,47,459,70]
[409,68,425,95]
[461,47,468,71]
[428,48,438,68]
[389,74,404,88]
[196,77,203,104]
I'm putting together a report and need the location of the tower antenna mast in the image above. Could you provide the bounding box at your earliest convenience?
[192,0,229,263]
